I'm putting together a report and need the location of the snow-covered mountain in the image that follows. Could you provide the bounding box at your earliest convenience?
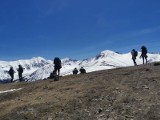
[0,57,51,80]
[0,50,160,82]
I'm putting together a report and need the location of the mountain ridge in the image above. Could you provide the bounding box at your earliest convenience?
[0,50,160,82]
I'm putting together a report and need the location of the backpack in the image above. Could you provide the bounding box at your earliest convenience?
[141,46,147,54]
[80,68,86,74]
[54,57,61,65]
[135,51,138,56]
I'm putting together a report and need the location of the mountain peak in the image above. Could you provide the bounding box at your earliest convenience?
[101,50,117,55]
[95,50,118,59]
[31,57,46,61]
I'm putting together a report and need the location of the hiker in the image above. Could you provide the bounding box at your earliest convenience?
[8,67,15,82]
[73,68,78,75]
[140,46,148,64]
[79,67,86,74]
[131,49,138,66]
[53,57,62,76]
[17,65,24,82]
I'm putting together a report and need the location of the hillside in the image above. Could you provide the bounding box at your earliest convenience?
[0,62,160,120]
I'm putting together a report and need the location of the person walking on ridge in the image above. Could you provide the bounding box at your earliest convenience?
[53,57,62,77]
[140,46,148,64]
[131,49,138,66]
[8,67,15,82]
[17,65,24,82]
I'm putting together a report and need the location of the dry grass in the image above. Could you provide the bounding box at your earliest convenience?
[0,63,160,120]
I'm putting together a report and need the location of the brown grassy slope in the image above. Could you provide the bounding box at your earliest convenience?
[0,63,160,120]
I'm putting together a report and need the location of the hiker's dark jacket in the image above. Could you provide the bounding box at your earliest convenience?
[54,57,62,69]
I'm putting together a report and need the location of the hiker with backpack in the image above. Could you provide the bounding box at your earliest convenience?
[17,65,24,82]
[131,49,138,66]
[73,68,78,75]
[8,67,15,82]
[79,67,86,74]
[140,46,148,64]
[53,57,62,77]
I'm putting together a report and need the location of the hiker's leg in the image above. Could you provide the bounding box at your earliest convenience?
[145,57,147,64]
[54,66,58,76]
[18,73,20,81]
[142,57,144,64]
[134,61,137,66]
[58,69,60,76]
[133,59,136,66]
[19,73,22,82]
[11,75,13,82]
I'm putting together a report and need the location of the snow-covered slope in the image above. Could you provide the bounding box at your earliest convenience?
[0,57,51,80]
[0,50,160,82]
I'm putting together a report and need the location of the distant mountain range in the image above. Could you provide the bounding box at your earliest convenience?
[0,50,160,82]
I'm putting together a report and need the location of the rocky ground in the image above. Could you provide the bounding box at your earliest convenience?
[0,62,160,120]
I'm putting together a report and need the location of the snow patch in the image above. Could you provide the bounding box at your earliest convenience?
[0,88,22,94]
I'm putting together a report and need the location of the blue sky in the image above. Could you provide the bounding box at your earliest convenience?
[0,0,160,60]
